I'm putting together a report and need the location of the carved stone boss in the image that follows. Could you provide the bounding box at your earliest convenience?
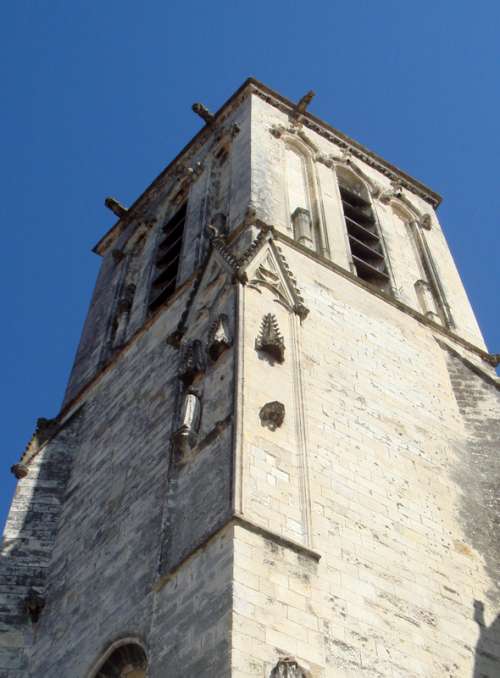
[260,401,285,431]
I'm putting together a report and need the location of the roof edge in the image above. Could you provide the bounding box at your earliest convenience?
[93,77,442,255]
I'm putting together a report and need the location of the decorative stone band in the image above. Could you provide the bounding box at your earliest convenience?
[153,513,321,591]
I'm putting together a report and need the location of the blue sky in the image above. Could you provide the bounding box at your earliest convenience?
[1,1,498,529]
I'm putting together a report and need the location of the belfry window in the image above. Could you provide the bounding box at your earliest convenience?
[148,202,187,312]
[338,172,391,293]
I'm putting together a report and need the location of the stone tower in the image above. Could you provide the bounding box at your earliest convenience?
[1,79,499,678]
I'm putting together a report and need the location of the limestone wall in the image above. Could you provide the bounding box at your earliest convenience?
[250,93,486,350]
[232,239,500,677]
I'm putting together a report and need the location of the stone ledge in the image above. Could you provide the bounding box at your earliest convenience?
[153,514,321,592]
[232,514,321,562]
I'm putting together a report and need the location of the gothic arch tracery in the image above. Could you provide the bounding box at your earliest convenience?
[270,125,330,257]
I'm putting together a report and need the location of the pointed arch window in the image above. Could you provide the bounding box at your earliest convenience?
[337,167,391,293]
[284,142,323,252]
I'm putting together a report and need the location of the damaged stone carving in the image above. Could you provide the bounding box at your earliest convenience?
[290,90,315,123]
[206,212,229,242]
[256,314,285,363]
[25,588,45,624]
[207,314,232,361]
[271,657,308,678]
[173,390,201,456]
[260,401,285,431]
[192,102,215,125]
[178,340,205,386]
[112,283,136,348]
[10,463,28,479]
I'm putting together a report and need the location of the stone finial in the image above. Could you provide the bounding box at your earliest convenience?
[260,401,285,431]
[207,315,232,361]
[192,102,215,125]
[178,340,205,386]
[11,463,28,479]
[173,390,201,456]
[271,657,307,678]
[256,314,285,363]
[105,197,128,218]
[25,588,45,623]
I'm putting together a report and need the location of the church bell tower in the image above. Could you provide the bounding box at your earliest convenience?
[1,79,499,678]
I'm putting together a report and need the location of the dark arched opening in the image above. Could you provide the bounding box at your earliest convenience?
[93,641,147,678]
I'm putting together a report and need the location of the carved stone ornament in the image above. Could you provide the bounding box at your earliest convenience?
[259,401,285,431]
[420,213,432,230]
[269,123,287,138]
[192,102,214,125]
[314,152,337,168]
[178,340,205,386]
[378,180,404,204]
[174,161,204,182]
[11,463,28,479]
[256,314,285,363]
[207,314,232,361]
[206,212,229,241]
[25,588,45,623]
[271,657,308,678]
[290,90,315,120]
[173,390,201,456]
[248,244,309,321]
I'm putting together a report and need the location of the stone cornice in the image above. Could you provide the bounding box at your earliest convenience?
[251,79,442,209]
[92,77,441,257]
